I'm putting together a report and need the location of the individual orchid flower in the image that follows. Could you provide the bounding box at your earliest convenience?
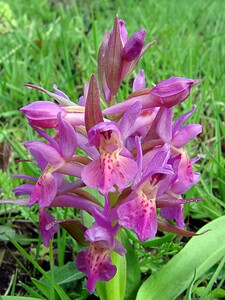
[156,106,202,191]
[21,84,85,128]
[25,113,83,207]
[82,75,139,195]
[77,204,126,293]
[102,77,200,115]
[117,143,173,241]
[82,121,138,195]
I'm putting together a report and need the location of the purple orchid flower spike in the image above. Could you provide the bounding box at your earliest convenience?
[82,121,138,195]
[0,15,204,296]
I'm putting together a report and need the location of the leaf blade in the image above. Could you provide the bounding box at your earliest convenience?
[136,216,225,300]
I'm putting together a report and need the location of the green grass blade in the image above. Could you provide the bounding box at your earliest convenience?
[7,236,71,300]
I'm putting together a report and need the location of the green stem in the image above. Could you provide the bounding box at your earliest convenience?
[49,240,55,300]
[96,232,126,300]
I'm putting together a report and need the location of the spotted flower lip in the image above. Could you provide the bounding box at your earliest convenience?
[117,145,173,241]
[76,215,126,293]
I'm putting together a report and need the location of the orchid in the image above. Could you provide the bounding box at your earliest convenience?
[1,16,203,297]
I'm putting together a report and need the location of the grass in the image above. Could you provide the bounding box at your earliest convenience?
[0,0,224,299]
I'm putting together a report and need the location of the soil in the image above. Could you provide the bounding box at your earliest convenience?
[0,220,43,295]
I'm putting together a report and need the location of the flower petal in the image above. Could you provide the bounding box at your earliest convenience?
[156,108,173,142]
[24,141,63,167]
[76,247,116,294]
[58,113,78,159]
[30,172,57,207]
[82,153,138,194]
[117,191,157,241]
[39,209,58,247]
[172,124,202,148]
[133,69,146,92]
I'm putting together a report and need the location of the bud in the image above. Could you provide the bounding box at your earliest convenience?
[150,77,201,108]
[105,16,123,97]
[123,29,146,61]
[20,101,61,128]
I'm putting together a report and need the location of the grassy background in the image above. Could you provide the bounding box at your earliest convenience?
[0,0,225,298]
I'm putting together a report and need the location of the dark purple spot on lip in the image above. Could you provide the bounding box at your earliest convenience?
[119,172,125,178]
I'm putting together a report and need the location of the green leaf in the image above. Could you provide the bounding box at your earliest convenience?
[136,216,225,300]
[31,278,51,299]
[0,297,42,300]
[40,262,84,285]
[97,251,126,300]
[121,230,141,300]
[6,236,71,300]
[20,282,45,299]
[0,225,15,241]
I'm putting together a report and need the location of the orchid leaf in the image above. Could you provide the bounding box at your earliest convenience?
[136,216,225,300]
[40,262,84,285]
[0,225,16,241]
[120,230,141,300]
